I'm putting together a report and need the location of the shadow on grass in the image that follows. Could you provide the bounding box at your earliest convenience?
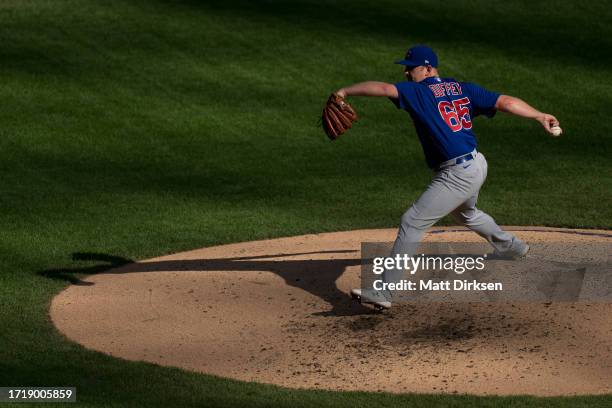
[2,0,610,81]
[39,253,133,286]
[173,0,611,69]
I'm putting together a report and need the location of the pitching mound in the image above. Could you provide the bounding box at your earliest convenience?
[50,227,612,396]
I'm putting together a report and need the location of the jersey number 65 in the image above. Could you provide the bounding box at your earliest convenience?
[438,97,473,132]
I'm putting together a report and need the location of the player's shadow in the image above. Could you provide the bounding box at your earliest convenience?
[39,253,134,286]
[39,250,375,316]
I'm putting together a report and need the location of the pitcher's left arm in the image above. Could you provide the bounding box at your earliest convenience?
[336,82,398,99]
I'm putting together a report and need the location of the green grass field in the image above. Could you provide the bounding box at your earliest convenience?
[1,0,611,406]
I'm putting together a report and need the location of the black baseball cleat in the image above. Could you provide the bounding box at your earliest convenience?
[350,288,392,311]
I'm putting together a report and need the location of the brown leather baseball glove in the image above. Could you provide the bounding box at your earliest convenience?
[321,93,358,140]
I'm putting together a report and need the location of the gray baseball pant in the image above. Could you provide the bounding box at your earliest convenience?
[382,151,526,299]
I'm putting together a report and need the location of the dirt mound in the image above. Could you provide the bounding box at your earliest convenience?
[50,227,612,396]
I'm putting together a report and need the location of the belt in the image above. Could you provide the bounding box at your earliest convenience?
[436,150,477,171]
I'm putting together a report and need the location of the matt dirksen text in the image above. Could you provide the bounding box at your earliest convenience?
[372,279,503,292]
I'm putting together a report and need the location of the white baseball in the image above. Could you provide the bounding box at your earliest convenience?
[550,126,562,136]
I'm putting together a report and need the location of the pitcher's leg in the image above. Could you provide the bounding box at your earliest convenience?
[451,194,528,255]
[381,207,427,292]
[383,175,473,296]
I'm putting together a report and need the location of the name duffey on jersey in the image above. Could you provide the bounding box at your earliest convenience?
[392,77,500,168]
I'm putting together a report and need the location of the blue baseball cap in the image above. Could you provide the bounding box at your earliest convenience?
[395,45,438,68]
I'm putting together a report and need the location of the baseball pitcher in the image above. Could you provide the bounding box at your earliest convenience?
[326,45,561,309]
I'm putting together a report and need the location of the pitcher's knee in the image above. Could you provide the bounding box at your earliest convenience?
[453,208,488,227]
[399,207,429,231]
[453,208,485,226]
